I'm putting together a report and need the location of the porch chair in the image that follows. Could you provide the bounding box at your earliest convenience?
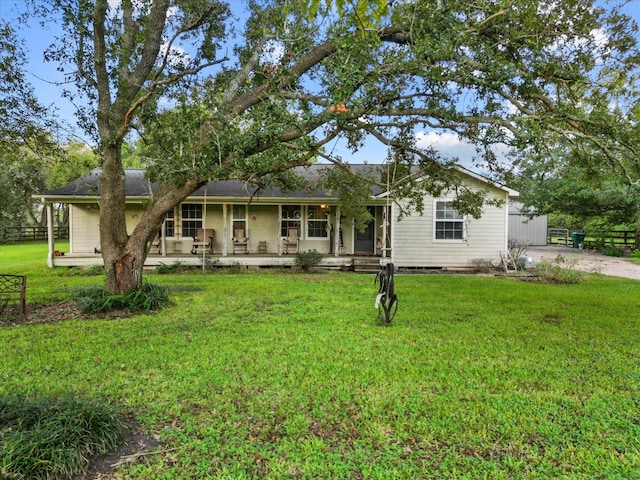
[282,226,300,254]
[191,228,214,254]
[232,227,249,254]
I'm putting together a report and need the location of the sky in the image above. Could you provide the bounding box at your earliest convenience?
[2,0,640,169]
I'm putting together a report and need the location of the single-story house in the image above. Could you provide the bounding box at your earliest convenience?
[38,164,519,270]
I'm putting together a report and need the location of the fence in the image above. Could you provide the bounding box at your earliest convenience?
[547,228,636,249]
[3,226,69,243]
[547,228,569,246]
[594,230,636,249]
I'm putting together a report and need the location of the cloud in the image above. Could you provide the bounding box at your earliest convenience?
[415,130,512,172]
[415,131,468,151]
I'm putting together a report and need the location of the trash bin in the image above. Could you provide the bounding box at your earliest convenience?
[571,232,585,248]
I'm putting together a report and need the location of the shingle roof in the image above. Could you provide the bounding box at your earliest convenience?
[41,164,387,199]
[40,163,517,200]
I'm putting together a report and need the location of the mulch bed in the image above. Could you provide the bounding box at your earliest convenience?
[0,301,132,327]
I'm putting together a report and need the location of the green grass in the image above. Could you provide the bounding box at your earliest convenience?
[1,243,640,478]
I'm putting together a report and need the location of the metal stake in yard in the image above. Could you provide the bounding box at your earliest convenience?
[375,263,398,324]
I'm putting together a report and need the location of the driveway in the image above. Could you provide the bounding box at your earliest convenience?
[527,246,640,281]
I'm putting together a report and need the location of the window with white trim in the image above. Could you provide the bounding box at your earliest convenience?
[280,205,301,237]
[307,205,329,238]
[232,205,247,235]
[435,201,464,240]
[164,210,175,237]
[181,204,203,238]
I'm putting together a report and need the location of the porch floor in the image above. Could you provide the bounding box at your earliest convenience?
[50,252,387,270]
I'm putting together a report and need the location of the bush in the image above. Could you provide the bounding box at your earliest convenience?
[154,261,186,274]
[531,254,585,284]
[471,258,495,273]
[294,249,324,270]
[0,395,126,479]
[73,282,171,314]
[600,244,624,257]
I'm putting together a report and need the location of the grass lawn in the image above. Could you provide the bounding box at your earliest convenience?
[1,242,640,478]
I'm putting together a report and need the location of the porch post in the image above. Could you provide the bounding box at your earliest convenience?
[278,205,282,255]
[334,206,340,257]
[44,200,54,267]
[161,218,167,257]
[382,205,388,259]
[222,203,228,257]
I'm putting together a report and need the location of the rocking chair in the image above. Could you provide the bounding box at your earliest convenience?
[282,227,300,254]
[232,227,249,254]
[191,228,214,254]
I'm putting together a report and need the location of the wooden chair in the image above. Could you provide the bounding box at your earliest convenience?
[191,228,214,254]
[282,227,300,254]
[232,227,249,254]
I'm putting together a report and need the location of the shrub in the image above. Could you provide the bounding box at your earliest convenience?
[294,249,324,270]
[600,243,624,257]
[0,395,126,479]
[471,258,495,273]
[73,282,171,314]
[154,261,186,274]
[531,254,585,284]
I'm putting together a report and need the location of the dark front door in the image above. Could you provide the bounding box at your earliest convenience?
[354,207,375,254]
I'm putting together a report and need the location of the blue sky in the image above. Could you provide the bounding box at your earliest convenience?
[2,0,640,168]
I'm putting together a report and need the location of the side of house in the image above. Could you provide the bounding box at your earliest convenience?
[392,175,515,268]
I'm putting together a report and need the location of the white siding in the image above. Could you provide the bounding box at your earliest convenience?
[391,184,510,268]
[70,205,100,253]
[246,205,279,254]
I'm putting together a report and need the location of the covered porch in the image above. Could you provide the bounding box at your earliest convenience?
[41,200,392,269]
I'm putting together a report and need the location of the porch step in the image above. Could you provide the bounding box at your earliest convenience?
[352,257,382,274]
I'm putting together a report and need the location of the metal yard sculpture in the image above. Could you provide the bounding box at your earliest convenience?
[374,263,398,324]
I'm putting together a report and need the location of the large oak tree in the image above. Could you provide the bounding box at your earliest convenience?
[26,0,639,293]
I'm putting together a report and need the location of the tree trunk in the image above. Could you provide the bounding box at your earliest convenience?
[99,143,139,294]
[106,242,148,294]
[99,142,204,293]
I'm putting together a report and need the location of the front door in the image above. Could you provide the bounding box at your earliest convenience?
[354,207,375,254]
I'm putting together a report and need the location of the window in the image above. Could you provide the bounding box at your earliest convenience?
[181,204,202,238]
[307,205,328,238]
[163,210,175,237]
[280,205,301,237]
[435,201,464,240]
[232,204,247,234]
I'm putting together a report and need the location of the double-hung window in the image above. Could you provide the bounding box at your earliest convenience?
[232,205,247,234]
[307,206,328,238]
[280,205,301,237]
[163,210,175,237]
[181,204,203,238]
[435,201,464,240]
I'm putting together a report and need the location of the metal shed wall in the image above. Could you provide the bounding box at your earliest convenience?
[508,202,548,246]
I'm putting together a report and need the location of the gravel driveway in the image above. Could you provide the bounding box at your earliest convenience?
[527,246,640,281]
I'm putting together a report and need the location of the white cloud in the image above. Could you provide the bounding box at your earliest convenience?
[159,40,190,68]
[261,40,286,67]
[415,131,464,149]
[415,130,512,172]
